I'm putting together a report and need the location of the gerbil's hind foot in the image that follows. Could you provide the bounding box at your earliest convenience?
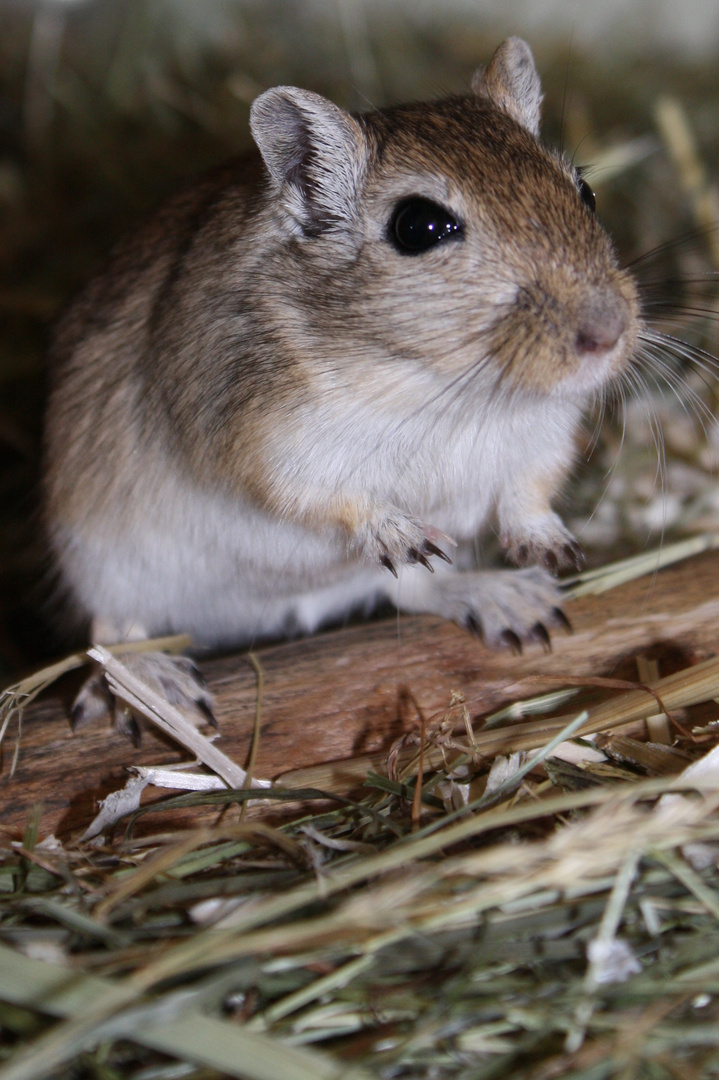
[71,652,215,745]
[397,565,571,653]
[457,567,571,652]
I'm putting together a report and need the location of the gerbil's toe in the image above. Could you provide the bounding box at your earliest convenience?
[551,606,573,634]
[561,539,586,572]
[380,553,398,577]
[513,543,530,568]
[114,701,142,747]
[531,621,552,652]
[406,533,455,572]
[503,516,582,577]
[407,547,435,573]
[422,540,452,565]
[542,549,560,575]
[541,541,583,575]
[72,671,144,745]
[499,629,523,655]
[71,674,113,731]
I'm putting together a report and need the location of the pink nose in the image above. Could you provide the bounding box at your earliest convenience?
[575,296,628,356]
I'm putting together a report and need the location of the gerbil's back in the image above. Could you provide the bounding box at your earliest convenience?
[43,155,264,523]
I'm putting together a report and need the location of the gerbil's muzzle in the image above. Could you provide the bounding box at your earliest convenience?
[497,272,639,396]
[574,288,629,358]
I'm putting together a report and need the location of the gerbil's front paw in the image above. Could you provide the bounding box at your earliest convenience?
[361,510,455,577]
[72,652,215,745]
[502,515,584,576]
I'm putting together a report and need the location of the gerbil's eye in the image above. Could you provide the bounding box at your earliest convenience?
[389,197,461,254]
[576,173,596,212]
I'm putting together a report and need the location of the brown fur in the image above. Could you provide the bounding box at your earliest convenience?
[43,39,640,655]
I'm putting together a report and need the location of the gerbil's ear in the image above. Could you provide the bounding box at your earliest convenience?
[250,86,366,234]
[471,37,542,137]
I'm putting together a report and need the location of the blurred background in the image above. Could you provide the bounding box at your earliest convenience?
[1,0,719,680]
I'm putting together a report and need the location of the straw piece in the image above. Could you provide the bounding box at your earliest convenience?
[655,96,719,267]
[88,645,270,792]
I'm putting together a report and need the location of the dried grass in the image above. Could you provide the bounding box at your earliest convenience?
[3,547,719,1078]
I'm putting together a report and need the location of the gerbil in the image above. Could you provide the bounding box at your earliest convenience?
[43,38,639,713]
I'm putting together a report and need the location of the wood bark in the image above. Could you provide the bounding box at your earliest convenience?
[2,550,719,839]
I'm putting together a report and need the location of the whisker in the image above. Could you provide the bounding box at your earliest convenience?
[635,348,717,436]
[625,224,719,270]
[586,391,606,457]
[622,364,668,510]
[344,336,502,482]
[578,376,631,537]
[637,273,719,291]
[639,328,719,378]
[642,306,719,323]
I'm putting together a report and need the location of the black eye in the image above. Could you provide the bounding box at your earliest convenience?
[576,173,596,212]
[389,197,462,254]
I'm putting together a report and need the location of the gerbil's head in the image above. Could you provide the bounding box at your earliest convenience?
[249,38,639,409]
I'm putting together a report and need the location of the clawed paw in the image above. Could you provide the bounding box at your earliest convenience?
[380,536,453,577]
[367,513,455,576]
[420,565,572,653]
[71,651,216,745]
[464,599,571,654]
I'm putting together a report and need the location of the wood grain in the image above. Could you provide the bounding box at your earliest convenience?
[2,550,719,839]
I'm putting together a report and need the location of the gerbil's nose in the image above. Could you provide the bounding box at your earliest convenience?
[575,294,628,356]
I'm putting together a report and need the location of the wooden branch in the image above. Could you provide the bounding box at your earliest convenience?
[2,550,719,839]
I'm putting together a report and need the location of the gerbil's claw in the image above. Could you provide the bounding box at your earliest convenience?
[380,553,398,577]
[531,622,552,653]
[115,702,142,747]
[196,697,219,728]
[500,628,523,655]
[552,606,573,634]
[407,547,435,573]
[423,540,452,565]
[71,674,113,731]
[174,655,210,690]
[542,549,560,576]
[514,543,530,568]
[70,703,86,732]
[562,540,586,571]
[465,612,482,638]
